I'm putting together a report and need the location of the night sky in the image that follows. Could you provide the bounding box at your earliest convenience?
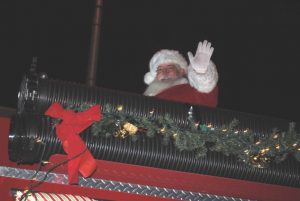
[7,1,300,121]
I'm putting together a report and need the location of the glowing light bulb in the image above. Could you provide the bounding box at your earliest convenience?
[117,105,123,111]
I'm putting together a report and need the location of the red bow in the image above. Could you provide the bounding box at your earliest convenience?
[45,102,101,184]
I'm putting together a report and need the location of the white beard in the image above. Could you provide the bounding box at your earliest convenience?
[143,77,188,96]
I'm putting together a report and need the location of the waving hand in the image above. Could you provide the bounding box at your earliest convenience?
[188,40,214,74]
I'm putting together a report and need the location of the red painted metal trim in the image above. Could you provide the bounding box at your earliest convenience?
[1,117,300,201]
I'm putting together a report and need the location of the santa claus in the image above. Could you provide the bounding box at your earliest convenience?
[143,40,219,107]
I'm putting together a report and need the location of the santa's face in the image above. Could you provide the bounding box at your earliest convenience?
[155,63,185,81]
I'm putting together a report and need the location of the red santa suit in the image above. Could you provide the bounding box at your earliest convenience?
[156,84,218,107]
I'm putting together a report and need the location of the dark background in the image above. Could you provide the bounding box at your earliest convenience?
[6,1,300,121]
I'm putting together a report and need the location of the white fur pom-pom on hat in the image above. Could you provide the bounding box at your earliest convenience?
[144,72,156,85]
[144,49,188,85]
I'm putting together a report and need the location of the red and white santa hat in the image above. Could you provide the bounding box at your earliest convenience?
[144,49,188,85]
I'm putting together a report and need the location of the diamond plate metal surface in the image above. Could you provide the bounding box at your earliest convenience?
[0,166,255,201]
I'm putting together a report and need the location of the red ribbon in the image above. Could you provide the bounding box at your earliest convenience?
[45,102,101,184]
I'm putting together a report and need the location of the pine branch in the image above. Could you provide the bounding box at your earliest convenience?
[50,103,300,168]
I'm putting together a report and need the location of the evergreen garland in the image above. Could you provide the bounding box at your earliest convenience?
[57,103,300,168]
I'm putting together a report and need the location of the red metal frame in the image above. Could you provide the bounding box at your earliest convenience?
[1,117,300,201]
